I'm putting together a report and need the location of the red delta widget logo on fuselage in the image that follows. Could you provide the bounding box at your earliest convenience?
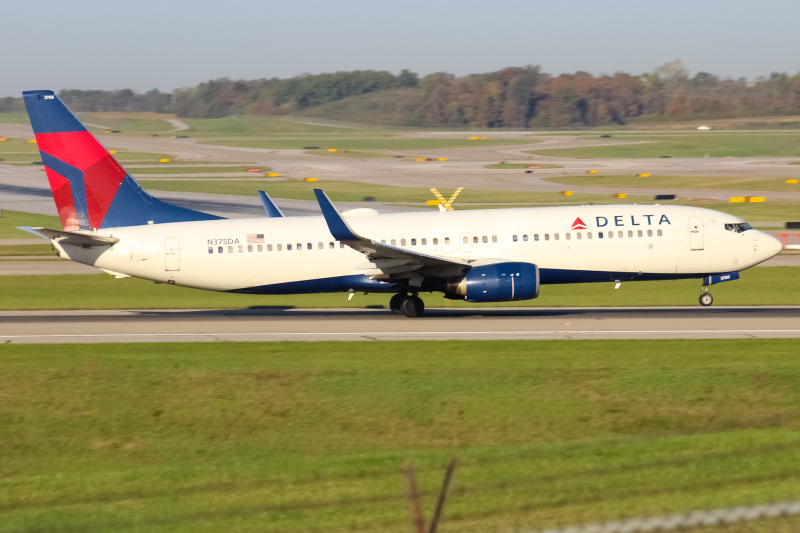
[571,215,671,230]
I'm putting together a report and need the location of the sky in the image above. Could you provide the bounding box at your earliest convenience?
[3,0,800,97]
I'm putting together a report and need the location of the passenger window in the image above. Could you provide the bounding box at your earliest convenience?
[247,245,253,252]
[523,235,528,241]
[657,229,663,236]
[482,236,488,243]
[218,246,223,253]
[628,230,633,237]
[259,245,265,252]
[544,234,550,241]
[473,236,479,243]
[576,233,582,240]
[566,233,571,240]
[287,244,292,251]
[277,244,282,251]
[401,239,407,246]
[422,238,427,245]
[411,238,417,246]
[513,235,518,242]
[444,237,450,244]
[340,242,345,248]
[318,242,323,249]
[433,238,439,245]
[208,247,213,254]
[329,242,334,249]
[637,230,643,237]
[587,232,592,239]
[380,239,386,244]
[297,243,302,250]
[554,233,559,240]
[307,243,312,250]
[267,244,273,251]
[235,245,241,253]
[492,235,497,243]
[607,231,613,239]
[391,239,396,246]
[598,232,604,239]
[463,236,469,244]
[534,234,539,241]
[228,245,234,253]
[618,231,623,238]
[647,230,653,237]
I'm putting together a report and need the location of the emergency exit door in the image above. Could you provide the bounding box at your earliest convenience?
[689,217,704,250]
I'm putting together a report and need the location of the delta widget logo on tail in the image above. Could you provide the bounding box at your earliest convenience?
[571,217,587,230]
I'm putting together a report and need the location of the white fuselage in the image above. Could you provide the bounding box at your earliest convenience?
[54,204,782,295]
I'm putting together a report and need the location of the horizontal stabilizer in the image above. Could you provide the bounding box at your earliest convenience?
[20,226,119,247]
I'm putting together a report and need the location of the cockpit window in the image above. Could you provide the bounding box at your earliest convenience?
[725,222,753,233]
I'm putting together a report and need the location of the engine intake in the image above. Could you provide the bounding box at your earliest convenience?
[446,262,540,302]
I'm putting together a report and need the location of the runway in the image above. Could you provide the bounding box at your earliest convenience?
[2,306,799,343]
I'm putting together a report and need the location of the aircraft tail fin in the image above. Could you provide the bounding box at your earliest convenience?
[22,90,222,231]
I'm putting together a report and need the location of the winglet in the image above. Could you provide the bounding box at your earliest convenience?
[313,189,364,241]
[258,190,284,218]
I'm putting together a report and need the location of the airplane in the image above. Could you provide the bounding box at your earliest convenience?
[19,90,783,317]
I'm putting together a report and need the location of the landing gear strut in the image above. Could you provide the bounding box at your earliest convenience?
[390,292,425,317]
[699,284,713,307]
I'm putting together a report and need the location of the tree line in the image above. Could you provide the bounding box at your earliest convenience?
[3,61,800,128]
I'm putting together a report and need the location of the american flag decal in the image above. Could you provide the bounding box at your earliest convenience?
[247,233,264,244]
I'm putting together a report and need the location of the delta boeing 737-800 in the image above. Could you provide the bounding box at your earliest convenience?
[20,90,782,317]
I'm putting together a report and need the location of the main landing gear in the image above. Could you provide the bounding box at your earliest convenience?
[390,292,425,317]
[699,284,714,307]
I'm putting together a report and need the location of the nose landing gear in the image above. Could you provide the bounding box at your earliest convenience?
[389,292,425,317]
[699,284,713,307]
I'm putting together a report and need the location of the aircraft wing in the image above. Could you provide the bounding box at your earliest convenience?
[314,189,469,279]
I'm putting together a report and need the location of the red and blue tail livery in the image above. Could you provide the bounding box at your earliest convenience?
[22,90,221,231]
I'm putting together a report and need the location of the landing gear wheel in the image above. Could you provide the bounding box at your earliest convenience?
[389,293,405,315]
[699,293,713,307]
[399,295,425,318]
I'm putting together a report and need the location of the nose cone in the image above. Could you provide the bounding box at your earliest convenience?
[761,232,783,259]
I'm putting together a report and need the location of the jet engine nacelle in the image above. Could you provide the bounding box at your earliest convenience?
[446,262,540,302]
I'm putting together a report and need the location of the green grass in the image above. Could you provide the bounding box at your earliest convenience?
[0,211,60,239]
[182,115,379,136]
[203,136,531,151]
[545,175,800,193]
[129,165,271,175]
[484,163,562,169]
[3,340,800,532]
[0,267,796,310]
[529,133,800,158]
[0,244,53,256]
[790,161,800,165]
[0,113,31,124]
[78,112,178,135]
[143,179,655,204]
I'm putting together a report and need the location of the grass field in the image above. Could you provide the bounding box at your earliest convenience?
[0,266,797,310]
[2,340,800,532]
[0,112,31,124]
[0,211,60,239]
[529,133,800,158]
[0,244,53,256]
[545,174,800,193]
[143,179,658,204]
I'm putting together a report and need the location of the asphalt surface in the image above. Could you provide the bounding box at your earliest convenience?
[2,306,799,343]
